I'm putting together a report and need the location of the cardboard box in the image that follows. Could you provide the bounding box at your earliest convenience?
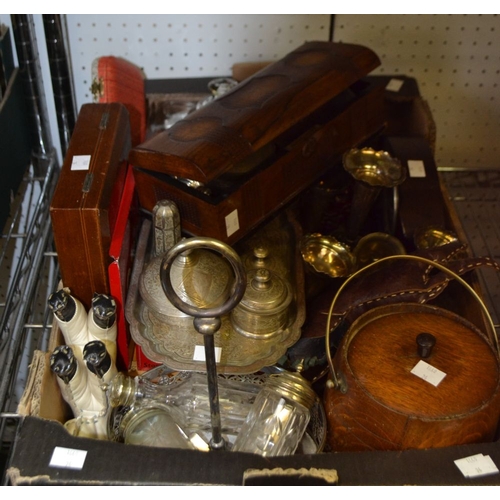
[7,165,500,486]
[7,74,500,486]
[368,75,436,151]
[7,353,500,485]
[384,135,447,243]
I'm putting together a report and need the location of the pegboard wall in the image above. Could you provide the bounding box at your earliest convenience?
[65,14,331,107]
[333,14,500,170]
[2,14,499,170]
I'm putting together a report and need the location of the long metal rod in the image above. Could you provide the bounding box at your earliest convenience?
[0,221,54,411]
[203,333,224,450]
[42,14,76,156]
[10,15,54,168]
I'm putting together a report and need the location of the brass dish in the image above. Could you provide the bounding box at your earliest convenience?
[414,225,459,250]
[343,147,406,187]
[353,232,406,269]
[301,234,356,278]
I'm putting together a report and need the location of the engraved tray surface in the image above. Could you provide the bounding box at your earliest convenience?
[126,209,306,374]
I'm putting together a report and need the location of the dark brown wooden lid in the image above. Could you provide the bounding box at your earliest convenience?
[129,41,381,184]
[344,303,500,419]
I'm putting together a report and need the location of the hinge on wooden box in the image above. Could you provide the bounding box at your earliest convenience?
[99,111,109,130]
[82,173,93,193]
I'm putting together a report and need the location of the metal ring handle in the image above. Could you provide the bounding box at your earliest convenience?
[160,237,247,319]
[325,254,500,389]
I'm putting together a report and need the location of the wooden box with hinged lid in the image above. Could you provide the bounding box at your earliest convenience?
[50,102,131,312]
[129,41,386,245]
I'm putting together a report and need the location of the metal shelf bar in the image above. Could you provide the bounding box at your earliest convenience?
[0,152,60,466]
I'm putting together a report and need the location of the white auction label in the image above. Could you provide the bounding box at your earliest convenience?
[410,359,447,387]
[454,453,499,478]
[49,446,87,470]
[386,78,405,92]
[193,345,222,362]
[407,159,426,178]
[225,209,240,237]
[70,155,91,171]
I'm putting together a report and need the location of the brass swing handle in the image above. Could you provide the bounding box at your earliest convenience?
[325,254,500,390]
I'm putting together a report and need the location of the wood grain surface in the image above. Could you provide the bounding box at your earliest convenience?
[129,41,381,184]
[50,103,131,310]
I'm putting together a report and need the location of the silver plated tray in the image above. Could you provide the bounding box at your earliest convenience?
[126,210,306,374]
